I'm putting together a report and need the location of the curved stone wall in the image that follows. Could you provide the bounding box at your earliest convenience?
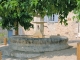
[2,35,69,59]
[9,35,69,52]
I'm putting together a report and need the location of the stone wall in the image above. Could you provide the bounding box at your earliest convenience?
[44,21,79,40]
[23,12,80,40]
[11,12,80,40]
[43,12,79,40]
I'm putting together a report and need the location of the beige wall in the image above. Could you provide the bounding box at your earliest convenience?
[0,12,79,40]
[22,12,80,40]
[14,12,79,40]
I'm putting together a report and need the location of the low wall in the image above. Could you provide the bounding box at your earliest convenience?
[1,35,69,59]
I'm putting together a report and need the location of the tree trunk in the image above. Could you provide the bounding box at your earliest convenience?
[14,21,18,35]
[15,29,18,35]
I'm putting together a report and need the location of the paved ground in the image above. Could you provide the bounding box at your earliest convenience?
[28,42,77,60]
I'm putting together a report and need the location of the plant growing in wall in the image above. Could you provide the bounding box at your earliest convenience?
[0,0,33,35]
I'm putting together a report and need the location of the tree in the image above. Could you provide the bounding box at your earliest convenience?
[73,0,80,21]
[0,0,77,35]
[28,0,77,25]
[0,0,33,35]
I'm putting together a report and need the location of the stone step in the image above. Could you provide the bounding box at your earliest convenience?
[2,55,27,60]
[10,43,69,52]
[10,50,43,59]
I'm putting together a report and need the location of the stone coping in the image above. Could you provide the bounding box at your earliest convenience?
[9,35,68,44]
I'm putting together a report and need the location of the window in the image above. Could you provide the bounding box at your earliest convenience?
[44,14,59,23]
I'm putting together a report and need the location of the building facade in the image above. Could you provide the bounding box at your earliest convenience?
[0,12,80,40]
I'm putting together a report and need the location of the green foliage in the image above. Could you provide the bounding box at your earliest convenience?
[0,22,2,27]
[0,0,33,30]
[0,0,77,30]
[73,0,80,22]
[28,0,77,25]
[0,33,4,37]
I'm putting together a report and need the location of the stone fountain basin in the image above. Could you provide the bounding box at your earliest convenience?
[2,35,69,59]
[9,35,69,52]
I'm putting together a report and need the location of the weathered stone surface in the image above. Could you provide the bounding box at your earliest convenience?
[2,56,28,60]
[2,35,69,59]
[9,35,68,44]
[8,35,69,53]
[10,51,42,58]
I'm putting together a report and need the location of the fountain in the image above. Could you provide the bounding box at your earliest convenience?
[1,16,69,60]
